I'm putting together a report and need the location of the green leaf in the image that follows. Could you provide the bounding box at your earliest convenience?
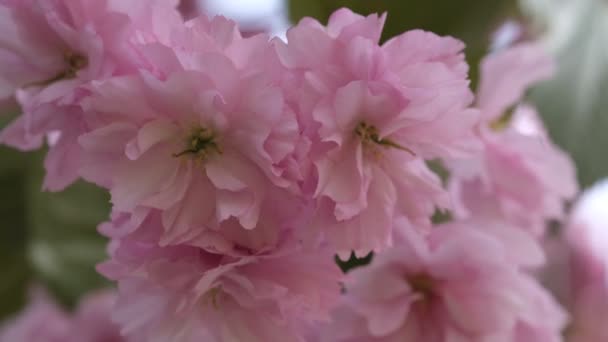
[0,141,111,319]
[0,159,30,320]
[25,151,111,308]
[1,105,109,318]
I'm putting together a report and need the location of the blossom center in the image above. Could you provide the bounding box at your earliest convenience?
[173,127,222,161]
[202,286,223,310]
[25,50,88,88]
[489,107,515,132]
[408,274,435,299]
[63,51,88,79]
[355,122,415,155]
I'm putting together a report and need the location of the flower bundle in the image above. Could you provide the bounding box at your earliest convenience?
[0,1,590,341]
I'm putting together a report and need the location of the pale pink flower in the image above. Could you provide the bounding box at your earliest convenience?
[450,178,547,268]
[567,180,608,284]
[508,276,569,342]
[0,289,126,342]
[477,43,554,122]
[537,181,608,342]
[0,290,70,342]
[274,8,479,254]
[324,218,567,341]
[97,219,343,342]
[449,43,578,237]
[0,0,183,190]
[278,8,479,159]
[69,291,126,342]
[79,59,298,242]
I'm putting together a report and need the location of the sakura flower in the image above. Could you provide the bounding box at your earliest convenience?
[0,289,126,342]
[69,290,126,342]
[0,290,70,342]
[324,218,567,341]
[98,217,343,342]
[537,181,608,342]
[307,79,462,254]
[449,179,547,268]
[509,276,569,342]
[79,59,298,243]
[278,8,479,159]
[274,8,480,254]
[567,179,608,284]
[0,0,183,190]
[449,43,578,238]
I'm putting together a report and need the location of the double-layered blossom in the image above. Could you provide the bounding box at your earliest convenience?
[98,212,343,342]
[0,289,125,342]
[321,218,567,342]
[79,55,297,243]
[449,43,578,252]
[275,8,480,254]
[0,0,183,190]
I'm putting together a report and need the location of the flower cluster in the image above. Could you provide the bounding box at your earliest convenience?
[322,221,568,342]
[0,1,582,341]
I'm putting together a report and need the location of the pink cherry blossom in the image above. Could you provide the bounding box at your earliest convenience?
[69,290,127,342]
[449,43,578,238]
[79,57,298,242]
[0,289,126,342]
[560,180,608,342]
[322,218,567,341]
[0,289,70,342]
[0,5,589,342]
[278,8,478,159]
[510,275,569,342]
[97,215,343,342]
[567,180,608,284]
[0,0,183,190]
[274,8,479,254]
[477,43,554,122]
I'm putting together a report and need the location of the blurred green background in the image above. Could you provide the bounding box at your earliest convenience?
[1,0,607,319]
